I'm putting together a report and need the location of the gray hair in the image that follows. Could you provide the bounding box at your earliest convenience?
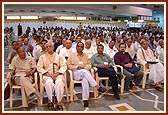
[140,39,148,45]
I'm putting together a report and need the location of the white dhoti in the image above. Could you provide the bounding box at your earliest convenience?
[73,69,97,100]
[149,62,164,83]
[43,75,65,103]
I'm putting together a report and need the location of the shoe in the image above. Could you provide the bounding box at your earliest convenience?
[114,93,120,100]
[130,81,136,87]
[83,100,89,107]
[23,107,28,111]
[155,86,163,91]
[130,86,138,90]
[98,87,107,93]
[47,102,54,110]
[117,72,123,80]
[57,104,63,111]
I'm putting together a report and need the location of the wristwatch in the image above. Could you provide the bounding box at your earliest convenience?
[59,73,63,75]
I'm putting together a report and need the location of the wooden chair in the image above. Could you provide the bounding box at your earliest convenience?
[38,72,69,105]
[68,69,97,101]
[9,72,39,108]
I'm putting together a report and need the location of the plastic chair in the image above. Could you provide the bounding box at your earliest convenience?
[9,72,39,108]
[93,65,125,97]
[68,69,97,101]
[38,72,69,105]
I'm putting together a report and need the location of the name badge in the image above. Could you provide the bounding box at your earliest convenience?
[79,61,83,64]
[104,62,108,65]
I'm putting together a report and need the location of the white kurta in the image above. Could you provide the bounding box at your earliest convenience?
[83,46,96,59]
[59,47,76,60]
[37,53,67,102]
[104,46,118,60]
[126,45,135,59]
[137,48,164,83]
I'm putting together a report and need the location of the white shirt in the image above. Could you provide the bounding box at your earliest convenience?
[59,47,76,59]
[156,45,163,56]
[83,46,96,59]
[126,45,135,59]
[133,41,141,52]
[56,45,64,54]
[104,46,118,59]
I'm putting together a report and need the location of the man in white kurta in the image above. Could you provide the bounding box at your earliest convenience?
[126,38,135,59]
[83,40,95,59]
[137,40,164,90]
[32,39,47,63]
[59,40,76,60]
[104,39,118,60]
[37,42,67,110]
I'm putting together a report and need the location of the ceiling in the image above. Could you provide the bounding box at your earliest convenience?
[4,3,164,18]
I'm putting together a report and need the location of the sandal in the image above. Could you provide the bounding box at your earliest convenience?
[47,102,54,110]
[57,105,63,111]
[155,86,163,91]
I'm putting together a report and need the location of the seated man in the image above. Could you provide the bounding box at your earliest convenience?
[137,40,164,91]
[37,42,67,111]
[32,39,47,63]
[9,47,41,111]
[8,41,19,64]
[114,43,143,90]
[83,40,95,59]
[91,44,120,100]
[67,42,104,108]
[59,39,76,60]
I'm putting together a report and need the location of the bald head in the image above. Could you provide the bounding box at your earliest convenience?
[65,40,72,49]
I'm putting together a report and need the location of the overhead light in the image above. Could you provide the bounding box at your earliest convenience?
[30,10,36,12]
[41,10,46,12]
[8,10,14,12]
[20,10,25,12]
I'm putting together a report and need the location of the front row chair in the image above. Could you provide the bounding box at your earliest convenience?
[93,65,126,97]
[7,72,39,108]
[38,72,69,106]
[68,69,97,102]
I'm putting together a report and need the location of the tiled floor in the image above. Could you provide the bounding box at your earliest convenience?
[3,81,165,112]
